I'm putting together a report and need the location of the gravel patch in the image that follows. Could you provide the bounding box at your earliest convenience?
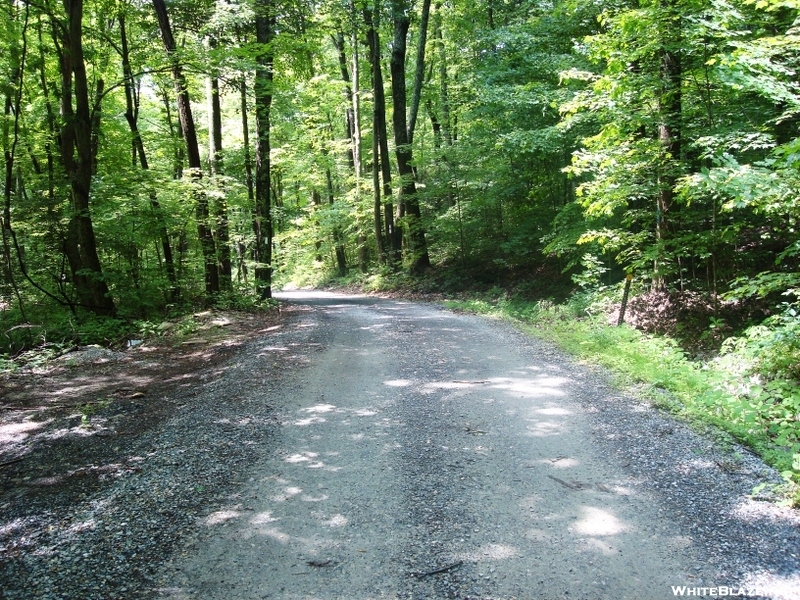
[476,320,800,599]
[0,310,296,599]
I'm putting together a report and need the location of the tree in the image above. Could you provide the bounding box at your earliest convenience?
[389,0,430,273]
[254,0,274,299]
[152,0,219,297]
[56,0,116,315]
[364,3,395,265]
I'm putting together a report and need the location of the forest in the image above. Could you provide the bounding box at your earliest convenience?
[2,0,800,491]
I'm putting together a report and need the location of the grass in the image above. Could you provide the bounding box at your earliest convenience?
[445,293,800,506]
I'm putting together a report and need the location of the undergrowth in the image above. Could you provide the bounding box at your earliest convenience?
[446,291,800,507]
[0,289,278,373]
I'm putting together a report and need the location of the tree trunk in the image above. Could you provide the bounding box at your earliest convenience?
[350,24,363,177]
[58,0,115,315]
[2,2,28,322]
[152,0,219,297]
[330,30,356,277]
[432,7,452,148]
[407,0,431,146]
[371,102,385,264]
[334,30,356,171]
[239,75,254,283]
[654,0,682,290]
[157,83,183,179]
[364,6,398,266]
[206,35,232,291]
[312,189,323,263]
[426,99,442,152]
[326,167,348,276]
[390,0,430,273]
[90,78,103,175]
[240,77,255,204]
[254,0,274,299]
[37,20,57,208]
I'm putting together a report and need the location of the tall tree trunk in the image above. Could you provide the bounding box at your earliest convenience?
[364,6,397,265]
[120,12,177,298]
[206,35,232,291]
[2,1,28,322]
[654,0,682,289]
[407,0,431,146]
[152,0,219,297]
[350,20,367,269]
[335,7,367,268]
[435,9,452,148]
[334,29,356,170]
[157,83,184,179]
[240,77,255,204]
[331,31,358,277]
[58,0,115,315]
[350,25,363,177]
[326,167,348,276]
[371,100,384,264]
[239,75,254,283]
[37,20,57,208]
[426,99,442,152]
[390,0,430,273]
[312,188,323,263]
[254,0,274,299]
[90,78,103,175]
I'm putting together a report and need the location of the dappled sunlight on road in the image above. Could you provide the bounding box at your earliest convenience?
[321,514,348,527]
[487,375,568,398]
[384,379,412,387]
[741,571,800,599]
[293,416,326,426]
[359,325,389,332]
[0,419,51,444]
[535,455,581,469]
[251,511,279,525]
[452,542,521,562]
[300,404,337,414]
[284,453,325,468]
[204,509,242,526]
[255,345,289,355]
[535,406,573,416]
[353,408,378,417]
[256,527,292,544]
[576,536,624,555]
[301,493,329,502]
[575,506,630,536]
[524,419,568,437]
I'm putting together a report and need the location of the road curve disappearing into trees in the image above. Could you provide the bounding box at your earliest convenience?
[158,292,800,600]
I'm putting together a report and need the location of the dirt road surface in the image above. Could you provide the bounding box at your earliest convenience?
[154,292,800,600]
[3,291,800,600]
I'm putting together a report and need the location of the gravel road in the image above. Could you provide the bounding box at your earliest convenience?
[3,292,800,599]
[158,292,799,599]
